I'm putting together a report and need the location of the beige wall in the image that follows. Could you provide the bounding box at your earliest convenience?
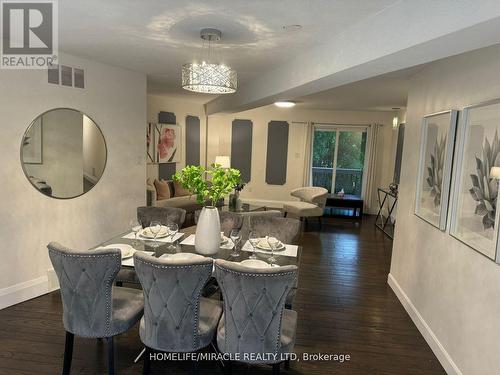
[0,53,146,308]
[390,44,500,374]
[147,94,399,211]
[209,106,398,211]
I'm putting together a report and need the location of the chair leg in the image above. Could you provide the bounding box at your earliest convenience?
[191,358,199,375]
[318,216,322,230]
[116,281,123,287]
[272,363,281,375]
[106,337,115,375]
[283,211,287,218]
[62,331,74,375]
[284,359,290,370]
[143,347,151,375]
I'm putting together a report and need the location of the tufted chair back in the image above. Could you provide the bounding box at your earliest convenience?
[134,252,213,352]
[240,215,301,245]
[214,259,298,357]
[194,210,244,236]
[137,206,186,228]
[47,242,121,338]
[290,187,328,209]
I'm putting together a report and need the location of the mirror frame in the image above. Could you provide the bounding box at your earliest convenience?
[20,107,108,200]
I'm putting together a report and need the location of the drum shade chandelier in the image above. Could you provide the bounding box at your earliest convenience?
[182,28,237,94]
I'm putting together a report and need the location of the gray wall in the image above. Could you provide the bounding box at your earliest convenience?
[231,119,253,183]
[390,44,500,374]
[265,121,289,185]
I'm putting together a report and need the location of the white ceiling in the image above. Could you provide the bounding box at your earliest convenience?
[59,0,399,102]
[294,65,426,112]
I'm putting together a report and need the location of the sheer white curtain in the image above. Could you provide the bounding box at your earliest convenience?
[302,121,314,186]
[364,123,381,213]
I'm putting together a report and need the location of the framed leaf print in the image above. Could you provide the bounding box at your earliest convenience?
[415,110,458,230]
[450,99,500,262]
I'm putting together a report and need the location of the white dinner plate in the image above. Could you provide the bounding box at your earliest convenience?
[139,226,169,239]
[240,259,271,269]
[97,244,135,259]
[256,238,286,251]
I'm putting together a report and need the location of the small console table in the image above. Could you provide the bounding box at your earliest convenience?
[375,188,398,239]
[325,194,364,219]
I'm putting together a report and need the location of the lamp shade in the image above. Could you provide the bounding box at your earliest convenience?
[490,167,500,179]
[215,155,231,168]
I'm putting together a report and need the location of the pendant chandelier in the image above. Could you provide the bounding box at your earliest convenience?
[182,28,237,94]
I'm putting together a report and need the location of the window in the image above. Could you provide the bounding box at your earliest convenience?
[311,125,368,197]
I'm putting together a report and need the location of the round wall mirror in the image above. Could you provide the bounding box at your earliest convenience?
[20,108,107,199]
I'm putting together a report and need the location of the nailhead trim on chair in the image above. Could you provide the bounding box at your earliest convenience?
[48,248,121,338]
[215,263,298,359]
[134,257,213,351]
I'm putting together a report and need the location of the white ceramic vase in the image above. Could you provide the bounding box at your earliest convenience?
[195,206,221,255]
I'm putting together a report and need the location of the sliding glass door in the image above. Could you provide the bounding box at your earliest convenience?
[311,125,368,197]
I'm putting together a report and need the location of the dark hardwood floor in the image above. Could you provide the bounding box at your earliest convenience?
[0,216,445,375]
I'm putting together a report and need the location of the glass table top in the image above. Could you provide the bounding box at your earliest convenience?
[95,226,301,268]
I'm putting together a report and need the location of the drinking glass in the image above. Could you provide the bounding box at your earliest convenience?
[150,220,162,248]
[129,219,141,246]
[167,222,179,250]
[248,231,260,260]
[229,228,241,258]
[266,232,279,266]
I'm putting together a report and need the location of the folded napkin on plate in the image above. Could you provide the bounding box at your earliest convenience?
[180,234,234,249]
[241,240,298,258]
[122,231,184,243]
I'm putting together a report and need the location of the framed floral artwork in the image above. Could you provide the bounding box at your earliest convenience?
[415,110,458,230]
[450,99,500,262]
[157,123,180,163]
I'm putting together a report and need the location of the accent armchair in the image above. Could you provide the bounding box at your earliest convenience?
[282,187,328,229]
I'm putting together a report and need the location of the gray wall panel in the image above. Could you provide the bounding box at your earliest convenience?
[231,119,252,182]
[159,163,176,180]
[266,121,289,185]
[186,115,200,166]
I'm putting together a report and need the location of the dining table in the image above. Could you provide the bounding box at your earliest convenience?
[94,226,302,269]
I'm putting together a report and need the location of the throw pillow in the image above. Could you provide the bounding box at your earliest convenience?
[154,179,171,200]
[173,180,191,197]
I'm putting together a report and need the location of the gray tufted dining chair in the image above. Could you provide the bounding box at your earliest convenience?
[137,206,186,228]
[115,206,188,287]
[239,215,301,245]
[214,259,298,374]
[47,242,144,375]
[134,252,223,374]
[239,215,302,309]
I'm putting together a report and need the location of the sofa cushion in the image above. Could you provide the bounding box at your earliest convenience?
[154,179,172,200]
[173,180,191,197]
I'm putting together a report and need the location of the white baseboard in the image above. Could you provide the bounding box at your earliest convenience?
[0,269,59,310]
[387,273,462,375]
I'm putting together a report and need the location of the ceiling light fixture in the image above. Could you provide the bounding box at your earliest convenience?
[182,28,237,94]
[275,101,296,108]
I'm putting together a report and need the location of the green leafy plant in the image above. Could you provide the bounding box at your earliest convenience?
[426,135,446,207]
[173,164,241,207]
[469,131,500,230]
